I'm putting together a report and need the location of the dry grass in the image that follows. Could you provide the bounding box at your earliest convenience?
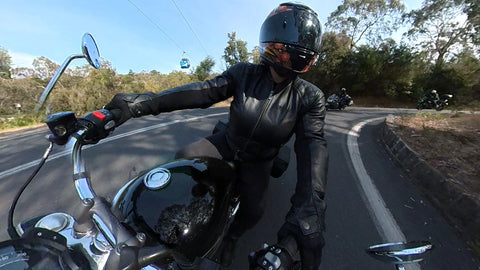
[389,112,480,196]
[389,112,480,256]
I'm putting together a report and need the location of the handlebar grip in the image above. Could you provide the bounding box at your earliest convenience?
[79,109,117,144]
[109,109,123,125]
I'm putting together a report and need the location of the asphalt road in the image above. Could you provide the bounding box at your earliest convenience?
[0,107,478,269]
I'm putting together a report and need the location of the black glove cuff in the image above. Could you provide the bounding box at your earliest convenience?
[124,92,158,117]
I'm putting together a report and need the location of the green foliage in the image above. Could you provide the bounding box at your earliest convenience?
[314,41,420,99]
[194,56,215,81]
[417,112,446,121]
[0,113,44,130]
[2,4,480,133]
[32,56,59,80]
[0,77,44,114]
[0,57,198,123]
[463,0,480,46]
[250,46,261,64]
[404,0,478,67]
[326,0,405,48]
[302,32,352,92]
[0,46,12,79]
[223,32,249,68]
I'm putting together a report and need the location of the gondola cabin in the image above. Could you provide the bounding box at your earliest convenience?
[180,58,190,69]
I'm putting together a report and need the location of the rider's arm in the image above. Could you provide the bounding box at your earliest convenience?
[287,84,328,236]
[104,64,243,125]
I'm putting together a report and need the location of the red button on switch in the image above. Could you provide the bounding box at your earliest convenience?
[93,111,106,121]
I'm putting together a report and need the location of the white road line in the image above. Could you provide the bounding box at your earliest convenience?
[0,112,228,180]
[347,117,420,270]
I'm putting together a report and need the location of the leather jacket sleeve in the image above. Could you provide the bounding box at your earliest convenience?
[144,70,236,115]
[287,82,329,236]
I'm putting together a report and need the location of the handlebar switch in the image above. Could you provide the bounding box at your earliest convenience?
[249,243,296,270]
[79,109,116,144]
[46,111,78,145]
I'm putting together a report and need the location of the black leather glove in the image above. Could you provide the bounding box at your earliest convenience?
[104,92,158,126]
[248,242,297,270]
[277,222,324,270]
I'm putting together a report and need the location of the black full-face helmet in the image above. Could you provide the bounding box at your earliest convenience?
[260,2,322,75]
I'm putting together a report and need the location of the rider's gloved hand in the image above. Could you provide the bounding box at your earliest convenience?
[277,222,324,270]
[104,92,158,126]
[248,243,296,270]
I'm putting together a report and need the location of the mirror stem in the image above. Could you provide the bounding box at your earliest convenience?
[34,54,85,113]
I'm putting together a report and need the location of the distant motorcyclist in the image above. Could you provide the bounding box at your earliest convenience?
[427,89,440,103]
[336,88,351,108]
[337,87,347,99]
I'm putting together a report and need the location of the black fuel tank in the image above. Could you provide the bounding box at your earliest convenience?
[112,157,238,262]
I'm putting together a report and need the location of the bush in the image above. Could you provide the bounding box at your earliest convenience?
[0,113,44,131]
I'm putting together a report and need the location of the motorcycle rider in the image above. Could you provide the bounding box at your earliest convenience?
[427,89,440,104]
[337,87,348,107]
[105,3,327,269]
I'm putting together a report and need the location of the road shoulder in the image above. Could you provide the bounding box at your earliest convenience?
[381,115,480,259]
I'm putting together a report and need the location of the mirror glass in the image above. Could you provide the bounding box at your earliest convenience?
[366,241,433,265]
[82,33,101,69]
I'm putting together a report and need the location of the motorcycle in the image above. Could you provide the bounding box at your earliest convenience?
[416,94,453,111]
[325,93,353,110]
[0,33,433,270]
[1,33,291,270]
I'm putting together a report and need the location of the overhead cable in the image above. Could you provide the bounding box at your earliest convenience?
[169,0,209,56]
[127,0,196,64]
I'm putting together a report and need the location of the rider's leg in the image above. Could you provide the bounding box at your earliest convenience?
[219,159,274,266]
[175,131,233,160]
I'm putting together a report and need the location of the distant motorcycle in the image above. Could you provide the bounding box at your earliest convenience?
[325,93,353,110]
[417,94,453,111]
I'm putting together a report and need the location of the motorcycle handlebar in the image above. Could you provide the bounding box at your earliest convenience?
[46,110,174,269]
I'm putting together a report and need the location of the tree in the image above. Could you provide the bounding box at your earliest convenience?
[11,67,35,78]
[223,32,249,68]
[462,0,480,46]
[0,47,12,79]
[250,46,261,64]
[404,0,478,68]
[303,32,352,91]
[32,56,59,80]
[326,0,405,49]
[194,56,215,81]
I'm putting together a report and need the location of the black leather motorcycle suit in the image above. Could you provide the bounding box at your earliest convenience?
[122,62,328,241]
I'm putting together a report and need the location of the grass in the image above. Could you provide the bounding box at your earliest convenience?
[0,114,44,131]
[416,112,446,120]
[390,113,480,259]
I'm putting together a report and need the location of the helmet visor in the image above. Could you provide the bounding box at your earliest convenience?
[260,42,317,73]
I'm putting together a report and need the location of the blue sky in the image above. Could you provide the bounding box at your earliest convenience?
[1,0,421,75]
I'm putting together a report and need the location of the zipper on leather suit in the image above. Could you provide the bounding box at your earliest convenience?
[237,89,275,158]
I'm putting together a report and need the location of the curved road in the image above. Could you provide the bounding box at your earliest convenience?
[0,107,478,269]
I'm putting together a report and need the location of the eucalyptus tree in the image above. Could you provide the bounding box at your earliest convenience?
[32,56,59,80]
[302,31,351,91]
[223,32,249,69]
[250,46,261,64]
[404,0,479,68]
[0,47,12,79]
[326,0,405,49]
[194,56,215,81]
